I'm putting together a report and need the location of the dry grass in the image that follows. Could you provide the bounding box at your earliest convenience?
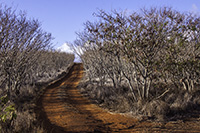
[141,100,170,121]
[78,79,200,122]
[78,81,133,113]
[0,64,74,132]
[0,86,45,133]
[0,109,45,133]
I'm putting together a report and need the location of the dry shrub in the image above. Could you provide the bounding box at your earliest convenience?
[160,89,200,120]
[170,92,192,111]
[79,79,200,121]
[0,64,74,132]
[141,100,170,121]
[163,93,177,104]
[191,90,200,105]
[0,110,44,133]
[79,81,170,119]
[79,82,133,113]
[12,111,35,132]
[102,95,132,113]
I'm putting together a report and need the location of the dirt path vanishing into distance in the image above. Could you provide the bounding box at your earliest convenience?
[35,63,200,133]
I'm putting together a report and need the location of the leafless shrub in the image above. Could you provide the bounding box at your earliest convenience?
[170,92,191,110]
[75,7,200,120]
[0,4,75,100]
[141,100,170,121]
[0,110,45,133]
[0,4,74,132]
[0,5,52,101]
[79,82,133,113]
[30,50,74,84]
[13,111,35,132]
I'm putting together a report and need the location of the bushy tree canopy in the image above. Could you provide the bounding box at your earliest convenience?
[0,5,75,101]
[75,7,200,101]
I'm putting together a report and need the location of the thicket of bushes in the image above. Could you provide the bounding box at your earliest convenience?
[0,5,74,132]
[75,7,200,120]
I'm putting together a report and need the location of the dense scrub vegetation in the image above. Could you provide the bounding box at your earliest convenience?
[74,7,200,120]
[0,5,74,132]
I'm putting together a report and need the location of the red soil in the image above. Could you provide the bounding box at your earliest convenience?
[35,63,200,133]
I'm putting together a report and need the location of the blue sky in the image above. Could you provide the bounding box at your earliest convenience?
[0,0,200,50]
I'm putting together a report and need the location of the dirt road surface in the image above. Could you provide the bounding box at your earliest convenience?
[36,63,200,133]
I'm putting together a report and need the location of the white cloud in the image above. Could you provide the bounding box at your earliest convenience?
[57,43,73,53]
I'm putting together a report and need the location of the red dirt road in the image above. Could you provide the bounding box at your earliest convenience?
[36,63,200,133]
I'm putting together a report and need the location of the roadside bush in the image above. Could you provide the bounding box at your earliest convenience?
[0,4,75,132]
[0,5,52,101]
[78,82,133,113]
[141,100,170,120]
[30,50,75,84]
[75,7,200,120]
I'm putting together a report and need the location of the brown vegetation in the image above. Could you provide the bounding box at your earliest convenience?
[74,7,200,121]
[0,5,74,132]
